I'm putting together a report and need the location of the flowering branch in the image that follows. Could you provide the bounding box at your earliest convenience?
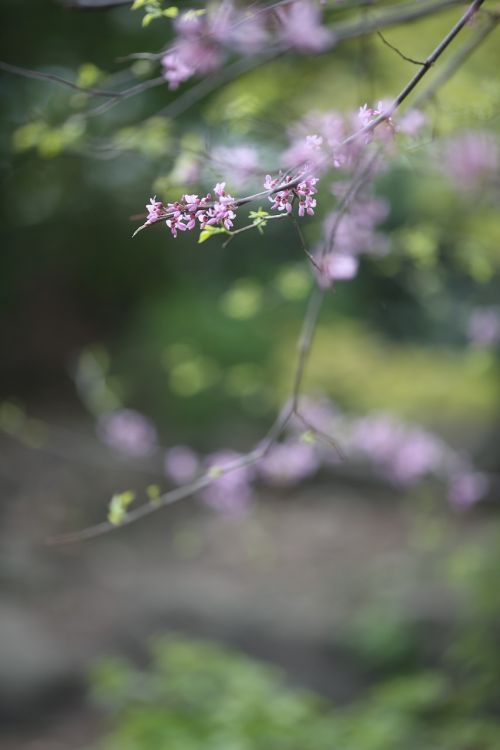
[46,0,493,545]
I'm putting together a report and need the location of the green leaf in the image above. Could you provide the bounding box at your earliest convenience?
[300,430,316,445]
[131,0,147,9]
[147,484,161,503]
[198,225,230,244]
[108,490,136,526]
[163,6,179,17]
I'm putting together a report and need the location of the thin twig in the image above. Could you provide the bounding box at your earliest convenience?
[60,0,132,9]
[412,15,499,108]
[376,31,425,66]
[0,60,122,98]
[288,211,321,271]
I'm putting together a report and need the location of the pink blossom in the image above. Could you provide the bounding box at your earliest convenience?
[316,253,359,287]
[277,0,332,53]
[97,409,157,457]
[448,470,489,509]
[399,109,426,136]
[161,51,196,90]
[351,414,444,486]
[390,431,444,486]
[290,396,340,436]
[201,451,255,515]
[322,193,389,259]
[225,5,269,53]
[164,446,200,484]
[145,196,166,225]
[145,187,233,238]
[443,131,500,191]
[212,145,259,189]
[161,8,227,90]
[258,440,319,486]
[265,173,318,216]
[467,307,500,348]
[355,101,395,144]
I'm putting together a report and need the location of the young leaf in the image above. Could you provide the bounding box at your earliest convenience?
[108,490,136,526]
[198,226,230,244]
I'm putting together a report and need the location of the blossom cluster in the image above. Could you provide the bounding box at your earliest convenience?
[144,182,236,238]
[264,173,318,216]
[139,172,320,239]
[160,1,331,90]
[281,103,424,177]
[95,397,489,516]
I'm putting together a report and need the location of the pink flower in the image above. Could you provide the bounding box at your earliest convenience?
[204,184,237,230]
[443,131,500,191]
[201,450,255,515]
[316,253,359,286]
[97,409,157,457]
[448,470,489,509]
[164,446,200,484]
[355,101,395,144]
[211,145,259,189]
[145,196,166,225]
[161,50,196,90]
[258,440,319,486]
[264,173,319,216]
[161,8,227,90]
[351,413,445,487]
[399,109,426,136]
[277,0,332,53]
[467,307,500,348]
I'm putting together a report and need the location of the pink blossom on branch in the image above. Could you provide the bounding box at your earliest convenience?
[97,409,157,457]
[276,0,332,53]
[442,131,500,192]
[201,451,256,516]
[164,445,200,484]
[264,173,318,216]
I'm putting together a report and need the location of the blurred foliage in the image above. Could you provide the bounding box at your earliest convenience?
[92,523,500,749]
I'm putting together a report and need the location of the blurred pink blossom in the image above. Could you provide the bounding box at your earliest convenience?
[316,253,359,286]
[201,451,255,515]
[211,145,260,189]
[351,413,445,486]
[258,440,319,486]
[443,131,500,191]
[399,109,426,136]
[276,0,332,53]
[448,470,489,509]
[165,446,200,484]
[467,307,500,348]
[97,409,157,457]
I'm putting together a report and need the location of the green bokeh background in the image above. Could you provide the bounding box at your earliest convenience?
[1,2,500,748]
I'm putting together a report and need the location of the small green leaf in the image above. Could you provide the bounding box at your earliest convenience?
[131,0,147,9]
[142,13,155,26]
[249,208,269,221]
[147,484,161,503]
[163,6,179,17]
[207,466,223,480]
[198,225,230,244]
[300,430,316,445]
[108,490,136,526]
